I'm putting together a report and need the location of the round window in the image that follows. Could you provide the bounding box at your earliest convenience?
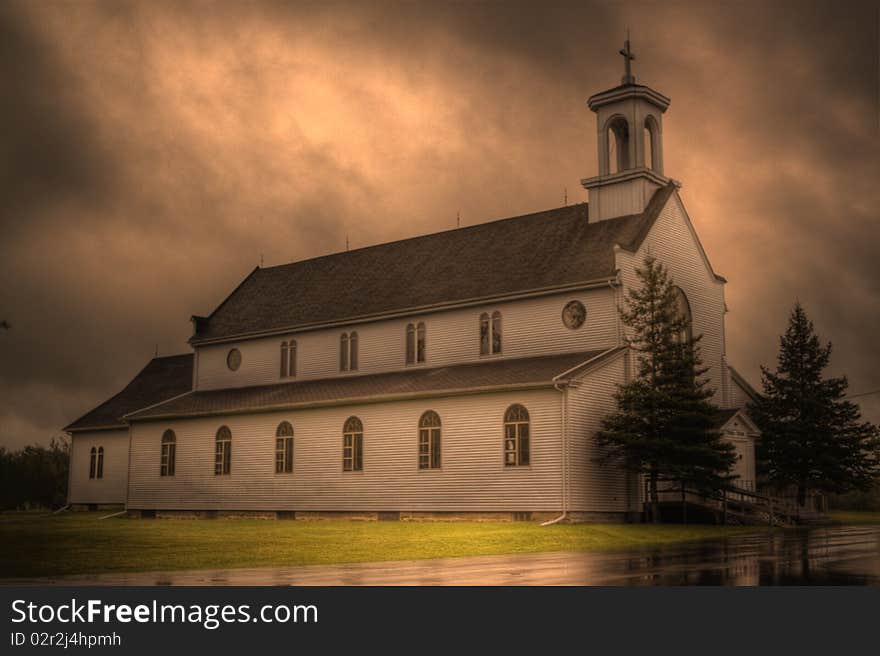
[562,300,586,330]
[226,348,242,371]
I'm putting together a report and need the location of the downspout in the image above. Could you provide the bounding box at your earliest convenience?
[542,345,621,526]
[542,381,568,526]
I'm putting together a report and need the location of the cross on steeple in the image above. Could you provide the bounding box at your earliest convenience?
[619,34,635,85]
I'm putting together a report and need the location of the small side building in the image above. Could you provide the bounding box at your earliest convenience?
[64,354,193,510]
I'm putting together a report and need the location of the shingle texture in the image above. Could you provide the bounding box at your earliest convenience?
[65,354,194,431]
[192,184,675,342]
[127,349,622,421]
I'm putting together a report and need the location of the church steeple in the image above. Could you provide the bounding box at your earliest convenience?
[581,38,675,222]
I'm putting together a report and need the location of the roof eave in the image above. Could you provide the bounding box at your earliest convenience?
[188,276,620,346]
[126,381,561,423]
[64,423,129,434]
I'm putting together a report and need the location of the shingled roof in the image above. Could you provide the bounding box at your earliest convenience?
[191,184,677,343]
[65,354,194,432]
[126,348,624,422]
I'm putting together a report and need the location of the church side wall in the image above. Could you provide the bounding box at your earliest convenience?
[566,352,637,514]
[615,193,727,404]
[68,429,129,506]
[194,288,618,391]
[127,389,563,513]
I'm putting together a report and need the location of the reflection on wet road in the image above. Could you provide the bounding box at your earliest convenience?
[6,524,879,586]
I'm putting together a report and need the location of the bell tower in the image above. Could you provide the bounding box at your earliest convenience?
[581,38,675,222]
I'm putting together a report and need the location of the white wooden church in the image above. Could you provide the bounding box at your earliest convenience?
[65,46,759,521]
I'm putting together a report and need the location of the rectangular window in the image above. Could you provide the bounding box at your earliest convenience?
[96,450,104,479]
[288,341,296,377]
[280,342,288,378]
[480,317,490,355]
[275,437,294,473]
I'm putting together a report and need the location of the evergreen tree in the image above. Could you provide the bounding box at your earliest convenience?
[596,255,736,522]
[750,303,880,507]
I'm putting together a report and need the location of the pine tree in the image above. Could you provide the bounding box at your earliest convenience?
[596,254,736,522]
[750,303,880,507]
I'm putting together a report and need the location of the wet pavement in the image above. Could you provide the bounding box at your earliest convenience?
[4,524,879,586]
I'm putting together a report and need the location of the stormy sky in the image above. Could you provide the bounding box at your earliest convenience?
[1,0,878,449]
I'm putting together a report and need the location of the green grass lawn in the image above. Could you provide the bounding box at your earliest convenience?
[0,512,764,579]
[827,510,880,525]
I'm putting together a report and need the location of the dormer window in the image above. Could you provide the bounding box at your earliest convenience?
[280,340,297,378]
[480,311,502,356]
[406,322,426,364]
[340,331,358,372]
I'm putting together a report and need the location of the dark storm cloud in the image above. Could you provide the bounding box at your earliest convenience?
[1,0,878,448]
[0,2,118,232]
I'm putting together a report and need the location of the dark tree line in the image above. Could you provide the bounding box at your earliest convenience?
[594,255,880,521]
[0,438,69,510]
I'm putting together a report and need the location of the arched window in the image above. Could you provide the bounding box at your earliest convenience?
[275,421,294,474]
[343,416,363,471]
[89,447,97,480]
[606,116,630,174]
[643,116,659,171]
[418,411,441,470]
[96,447,104,479]
[349,331,358,370]
[340,333,349,371]
[406,323,415,364]
[491,311,502,354]
[416,322,426,363]
[503,404,530,466]
[281,340,296,378]
[215,426,232,475]
[672,286,693,344]
[480,312,502,356]
[407,322,426,364]
[340,332,358,371]
[161,429,176,477]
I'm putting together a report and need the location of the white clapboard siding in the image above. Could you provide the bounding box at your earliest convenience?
[728,436,756,489]
[127,389,565,512]
[616,191,727,403]
[723,414,758,489]
[566,352,636,513]
[729,375,752,409]
[195,288,618,391]
[68,429,129,505]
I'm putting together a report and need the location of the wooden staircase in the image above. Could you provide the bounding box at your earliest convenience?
[647,482,818,526]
